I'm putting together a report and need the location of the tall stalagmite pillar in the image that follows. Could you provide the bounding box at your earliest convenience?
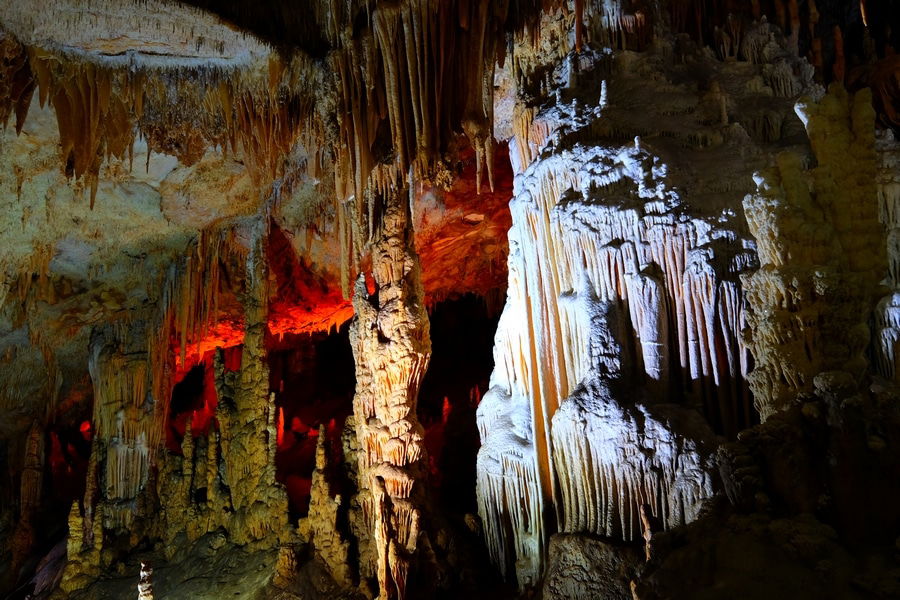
[349,181,431,600]
[217,225,287,544]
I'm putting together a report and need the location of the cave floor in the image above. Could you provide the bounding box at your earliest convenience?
[51,530,365,600]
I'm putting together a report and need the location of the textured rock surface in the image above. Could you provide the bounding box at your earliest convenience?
[348,183,431,599]
[743,85,886,420]
[297,427,351,588]
[542,534,641,600]
[476,15,816,586]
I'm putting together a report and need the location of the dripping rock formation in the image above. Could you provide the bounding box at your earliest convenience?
[2,1,900,599]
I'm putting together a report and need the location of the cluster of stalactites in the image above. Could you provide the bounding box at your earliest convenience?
[87,326,158,530]
[149,224,251,378]
[477,99,753,586]
[0,29,35,133]
[742,85,884,420]
[349,181,431,599]
[475,383,544,588]
[326,0,512,295]
[2,42,320,205]
[550,299,715,544]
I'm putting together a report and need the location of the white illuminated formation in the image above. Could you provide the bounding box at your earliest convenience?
[551,298,716,541]
[137,562,153,600]
[477,134,739,585]
[474,19,809,584]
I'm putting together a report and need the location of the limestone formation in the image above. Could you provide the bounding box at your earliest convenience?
[551,301,717,542]
[297,427,351,588]
[215,229,288,545]
[9,422,43,579]
[743,85,885,420]
[87,327,158,531]
[2,2,900,600]
[541,534,641,600]
[137,561,153,600]
[476,21,813,584]
[348,181,431,599]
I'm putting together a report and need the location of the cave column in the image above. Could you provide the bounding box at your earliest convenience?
[350,180,431,600]
[217,226,287,544]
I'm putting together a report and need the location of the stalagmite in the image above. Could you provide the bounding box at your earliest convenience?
[349,180,431,599]
[298,426,352,587]
[215,225,288,545]
[58,500,104,595]
[137,562,153,600]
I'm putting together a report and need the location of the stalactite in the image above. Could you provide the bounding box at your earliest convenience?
[9,45,320,206]
[832,25,845,84]
[87,326,160,531]
[874,131,900,380]
[349,180,431,599]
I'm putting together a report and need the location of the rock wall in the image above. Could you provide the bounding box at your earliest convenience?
[743,85,885,420]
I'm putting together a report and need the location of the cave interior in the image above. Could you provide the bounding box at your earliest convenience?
[2,0,900,599]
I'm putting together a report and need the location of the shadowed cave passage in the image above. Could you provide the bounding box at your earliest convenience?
[45,420,91,522]
[269,325,355,522]
[166,360,217,454]
[420,294,501,516]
